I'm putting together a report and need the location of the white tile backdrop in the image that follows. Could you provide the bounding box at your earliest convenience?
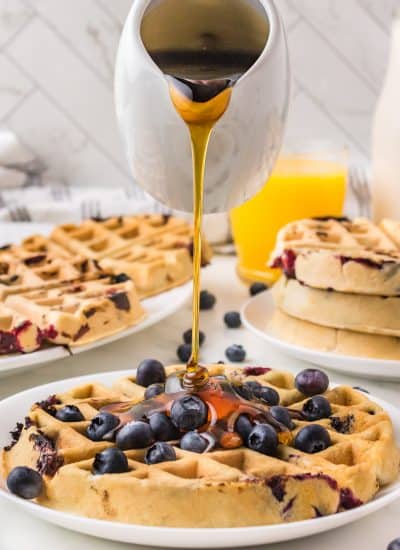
[0,0,398,188]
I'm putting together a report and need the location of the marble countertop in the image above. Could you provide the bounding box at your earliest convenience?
[0,255,399,550]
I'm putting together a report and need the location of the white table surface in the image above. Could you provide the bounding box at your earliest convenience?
[0,232,399,548]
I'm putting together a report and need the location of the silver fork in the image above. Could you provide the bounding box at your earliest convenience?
[349,163,371,219]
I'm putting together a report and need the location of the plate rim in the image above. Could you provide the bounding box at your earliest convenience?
[0,368,400,547]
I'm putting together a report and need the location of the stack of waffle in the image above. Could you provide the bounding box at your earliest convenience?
[268,217,400,359]
[0,215,211,355]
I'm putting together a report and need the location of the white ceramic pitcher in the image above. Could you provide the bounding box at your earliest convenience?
[115,0,290,214]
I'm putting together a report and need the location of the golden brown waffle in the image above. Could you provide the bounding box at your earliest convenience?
[100,227,212,298]
[1,364,398,527]
[0,252,103,301]
[267,309,400,360]
[5,276,146,346]
[273,276,400,337]
[51,215,189,260]
[0,303,42,354]
[270,217,400,296]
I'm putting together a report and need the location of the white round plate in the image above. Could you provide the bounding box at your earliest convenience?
[242,290,400,382]
[0,369,399,548]
[0,283,192,379]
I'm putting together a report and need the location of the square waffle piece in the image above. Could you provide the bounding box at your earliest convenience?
[100,226,212,298]
[4,276,146,346]
[1,364,398,527]
[51,215,189,260]
[270,217,400,296]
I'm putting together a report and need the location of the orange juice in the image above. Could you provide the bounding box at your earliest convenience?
[230,155,347,285]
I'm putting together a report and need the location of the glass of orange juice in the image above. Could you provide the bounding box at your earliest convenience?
[230,148,347,285]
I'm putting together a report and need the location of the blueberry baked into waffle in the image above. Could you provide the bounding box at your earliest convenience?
[0,215,211,355]
[269,217,400,359]
[2,363,398,527]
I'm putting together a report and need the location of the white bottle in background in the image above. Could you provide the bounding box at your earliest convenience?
[372,11,400,221]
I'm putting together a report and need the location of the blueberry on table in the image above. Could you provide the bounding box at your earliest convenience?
[149,412,180,441]
[116,421,154,450]
[295,368,329,396]
[86,412,120,441]
[183,329,205,346]
[144,383,165,400]
[199,290,216,310]
[270,406,294,430]
[302,396,332,421]
[170,395,208,431]
[55,405,84,423]
[177,343,192,363]
[225,344,246,362]
[388,539,400,550]
[247,424,278,456]
[92,447,129,475]
[235,414,254,442]
[224,311,242,328]
[249,282,268,296]
[180,431,215,453]
[136,359,166,387]
[7,467,43,499]
[294,424,331,454]
[145,442,177,465]
[257,386,280,406]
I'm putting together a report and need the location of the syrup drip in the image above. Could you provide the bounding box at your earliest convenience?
[99,46,293,447]
[102,374,292,448]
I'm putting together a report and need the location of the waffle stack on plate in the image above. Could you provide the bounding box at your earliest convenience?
[2,364,398,526]
[268,217,400,359]
[0,215,210,355]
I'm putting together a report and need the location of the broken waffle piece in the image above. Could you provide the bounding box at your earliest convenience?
[0,303,42,354]
[5,276,146,346]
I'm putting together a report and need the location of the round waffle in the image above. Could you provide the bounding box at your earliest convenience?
[273,276,400,337]
[1,364,398,528]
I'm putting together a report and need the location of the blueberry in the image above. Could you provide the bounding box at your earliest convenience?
[247,424,278,455]
[177,343,192,363]
[180,431,214,453]
[183,329,205,346]
[170,395,208,431]
[234,384,253,401]
[55,405,84,422]
[257,386,280,406]
[144,383,165,400]
[111,273,131,284]
[116,421,154,450]
[200,290,216,310]
[294,424,331,454]
[235,414,253,442]
[244,381,262,395]
[7,467,43,500]
[149,412,180,441]
[225,344,246,362]
[145,442,176,464]
[224,311,242,328]
[388,539,400,550]
[270,406,294,429]
[295,369,329,396]
[249,282,268,296]
[92,447,129,475]
[302,396,332,421]
[86,412,120,441]
[136,359,166,387]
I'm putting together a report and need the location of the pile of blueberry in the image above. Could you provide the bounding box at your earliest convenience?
[6,361,335,501]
